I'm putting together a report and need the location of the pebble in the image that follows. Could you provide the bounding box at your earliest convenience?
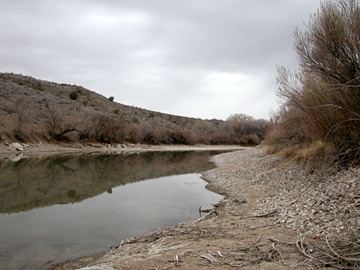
[252,152,360,236]
[212,149,359,236]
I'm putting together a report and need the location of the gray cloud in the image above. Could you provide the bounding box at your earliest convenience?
[0,0,320,119]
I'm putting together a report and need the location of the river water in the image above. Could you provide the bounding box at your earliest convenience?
[0,151,224,269]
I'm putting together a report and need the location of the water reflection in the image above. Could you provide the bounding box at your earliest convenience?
[0,151,224,270]
[0,151,217,214]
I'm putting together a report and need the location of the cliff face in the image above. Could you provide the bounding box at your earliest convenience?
[0,151,217,213]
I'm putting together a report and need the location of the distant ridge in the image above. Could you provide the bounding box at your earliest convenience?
[0,72,268,145]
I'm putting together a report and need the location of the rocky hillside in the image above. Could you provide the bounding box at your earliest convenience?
[0,73,268,145]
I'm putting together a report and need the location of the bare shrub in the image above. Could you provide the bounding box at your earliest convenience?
[93,116,119,143]
[124,123,144,143]
[192,121,213,144]
[152,127,172,144]
[53,117,78,142]
[225,114,269,145]
[242,133,261,145]
[210,132,230,145]
[179,129,199,145]
[226,113,255,122]
[44,103,61,136]
[78,121,94,142]
[266,0,360,165]
[14,98,30,136]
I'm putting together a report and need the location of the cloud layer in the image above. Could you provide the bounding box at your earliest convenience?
[0,1,320,119]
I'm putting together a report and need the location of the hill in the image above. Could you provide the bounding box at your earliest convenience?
[0,72,268,145]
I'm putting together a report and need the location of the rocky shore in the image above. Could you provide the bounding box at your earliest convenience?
[0,142,243,156]
[48,147,358,269]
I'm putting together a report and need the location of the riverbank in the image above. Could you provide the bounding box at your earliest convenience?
[0,142,244,158]
[2,144,355,269]
[49,147,360,270]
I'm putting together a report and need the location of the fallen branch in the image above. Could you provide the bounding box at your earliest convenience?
[325,235,360,263]
[194,210,217,223]
[269,237,297,245]
[253,209,278,218]
[249,224,277,230]
[198,206,212,214]
[200,254,219,263]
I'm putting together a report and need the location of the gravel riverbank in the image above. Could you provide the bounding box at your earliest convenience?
[51,147,359,270]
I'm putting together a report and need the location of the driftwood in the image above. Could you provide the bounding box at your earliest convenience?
[200,254,219,263]
[269,233,360,269]
[168,255,181,262]
[239,209,278,219]
[252,209,278,218]
[198,206,212,214]
[194,210,217,223]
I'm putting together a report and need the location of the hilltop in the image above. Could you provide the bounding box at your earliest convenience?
[0,72,268,146]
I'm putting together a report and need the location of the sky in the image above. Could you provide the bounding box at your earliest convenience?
[0,0,321,120]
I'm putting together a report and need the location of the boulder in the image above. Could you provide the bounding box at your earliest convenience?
[10,142,24,151]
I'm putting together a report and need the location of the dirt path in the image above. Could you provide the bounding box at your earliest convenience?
[51,148,308,270]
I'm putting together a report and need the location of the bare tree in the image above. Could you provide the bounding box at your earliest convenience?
[226,113,254,122]
[270,0,360,164]
[44,103,60,136]
[294,0,360,86]
[14,98,30,135]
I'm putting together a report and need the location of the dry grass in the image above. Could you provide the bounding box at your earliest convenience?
[275,141,336,164]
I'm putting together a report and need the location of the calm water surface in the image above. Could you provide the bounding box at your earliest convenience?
[0,151,224,269]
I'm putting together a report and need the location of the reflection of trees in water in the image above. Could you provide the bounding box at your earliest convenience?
[0,151,221,213]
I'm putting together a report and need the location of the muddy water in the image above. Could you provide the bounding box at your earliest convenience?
[0,151,224,270]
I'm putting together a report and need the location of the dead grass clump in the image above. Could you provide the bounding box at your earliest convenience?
[293,141,336,164]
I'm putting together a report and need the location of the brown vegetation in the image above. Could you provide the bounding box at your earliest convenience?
[0,73,268,146]
[263,1,360,268]
[265,0,360,167]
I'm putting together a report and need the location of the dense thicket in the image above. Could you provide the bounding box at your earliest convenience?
[78,114,268,146]
[266,0,360,165]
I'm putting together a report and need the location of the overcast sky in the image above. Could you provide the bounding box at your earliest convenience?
[0,0,320,120]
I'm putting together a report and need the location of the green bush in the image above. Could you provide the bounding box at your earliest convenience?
[36,81,43,91]
[69,91,78,100]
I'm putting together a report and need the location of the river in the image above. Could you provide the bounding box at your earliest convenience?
[0,151,224,269]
